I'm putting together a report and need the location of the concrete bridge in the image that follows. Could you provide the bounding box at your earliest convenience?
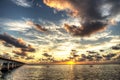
[0,57,24,72]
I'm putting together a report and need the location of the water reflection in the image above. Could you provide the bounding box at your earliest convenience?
[69,65,76,80]
[0,65,120,80]
[0,69,15,80]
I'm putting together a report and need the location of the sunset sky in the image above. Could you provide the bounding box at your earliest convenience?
[0,0,120,63]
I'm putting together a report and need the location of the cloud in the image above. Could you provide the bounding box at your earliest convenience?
[0,33,35,52]
[11,0,32,7]
[42,53,52,57]
[26,21,48,32]
[0,18,119,61]
[80,54,95,61]
[110,37,120,43]
[64,24,83,36]
[43,0,77,16]
[100,50,104,52]
[64,23,107,37]
[3,42,13,47]
[86,55,94,61]
[87,51,97,54]
[44,0,120,36]
[95,54,103,61]
[111,44,120,50]
[4,20,31,31]
[25,56,34,60]
[81,54,87,59]
[12,50,27,56]
[103,53,117,60]
[80,52,116,61]
[0,33,27,48]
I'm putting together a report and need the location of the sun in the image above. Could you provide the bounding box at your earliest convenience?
[66,60,75,65]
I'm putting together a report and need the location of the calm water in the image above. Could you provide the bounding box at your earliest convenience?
[0,64,120,80]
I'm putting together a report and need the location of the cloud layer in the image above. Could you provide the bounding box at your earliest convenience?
[0,17,119,63]
[44,0,120,36]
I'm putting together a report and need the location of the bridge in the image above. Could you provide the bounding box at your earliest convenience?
[0,57,24,72]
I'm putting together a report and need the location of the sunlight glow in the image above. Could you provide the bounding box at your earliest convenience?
[66,61,75,65]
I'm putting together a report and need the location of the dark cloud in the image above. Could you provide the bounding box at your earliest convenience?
[70,50,79,57]
[86,55,94,61]
[25,56,34,60]
[111,44,120,50]
[3,42,13,47]
[80,54,87,61]
[44,0,120,36]
[80,53,103,61]
[100,49,104,52]
[33,24,48,32]
[79,58,86,61]
[103,53,116,60]
[0,33,35,52]
[94,54,103,61]
[21,45,35,52]
[79,54,94,61]
[87,51,97,54]
[42,53,52,57]
[0,33,27,48]
[26,21,48,32]
[64,19,107,37]
[12,50,27,56]
[81,54,87,59]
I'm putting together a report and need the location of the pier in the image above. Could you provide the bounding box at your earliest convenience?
[0,57,24,71]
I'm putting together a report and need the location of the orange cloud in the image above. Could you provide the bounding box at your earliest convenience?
[13,50,27,56]
[17,38,26,45]
[43,0,78,17]
[26,21,48,32]
[64,24,82,36]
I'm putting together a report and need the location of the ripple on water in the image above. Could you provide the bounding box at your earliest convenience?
[0,64,120,80]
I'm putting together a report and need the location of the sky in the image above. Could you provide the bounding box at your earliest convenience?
[0,0,120,63]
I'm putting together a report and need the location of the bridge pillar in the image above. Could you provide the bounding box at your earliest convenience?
[16,63,19,67]
[9,63,13,69]
[0,58,24,71]
[12,63,16,68]
[1,63,9,71]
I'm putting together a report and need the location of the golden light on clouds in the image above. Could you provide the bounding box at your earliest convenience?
[110,19,117,25]
[43,0,78,17]
[43,0,72,10]
[0,0,120,65]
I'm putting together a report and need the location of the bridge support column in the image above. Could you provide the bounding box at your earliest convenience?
[1,63,9,71]
[0,58,24,72]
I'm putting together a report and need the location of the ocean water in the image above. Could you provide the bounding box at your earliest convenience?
[0,64,120,80]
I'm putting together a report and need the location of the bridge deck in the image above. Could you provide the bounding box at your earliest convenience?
[0,57,25,71]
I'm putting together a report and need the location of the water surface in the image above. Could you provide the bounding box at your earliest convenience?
[1,64,120,80]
